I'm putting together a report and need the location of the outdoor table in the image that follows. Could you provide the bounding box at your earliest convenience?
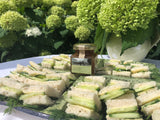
[0,55,159,120]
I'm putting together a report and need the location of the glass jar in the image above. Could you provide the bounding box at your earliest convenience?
[71,43,97,75]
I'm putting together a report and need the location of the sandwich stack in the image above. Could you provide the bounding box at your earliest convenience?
[99,79,132,101]
[99,79,143,120]
[98,59,152,79]
[106,93,143,120]
[0,77,25,98]
[134,81,160,118]
[4,57,76,106]
[65,76,106,120]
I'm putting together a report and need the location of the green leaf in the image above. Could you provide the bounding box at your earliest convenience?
[121,19,157,55]
[1,51,9,62]
[33,8,43,17]
[94,24,104,52]
[54,41,64,49]
[0,28,8,38]
[94,24,110,54]
[60,30,69,38]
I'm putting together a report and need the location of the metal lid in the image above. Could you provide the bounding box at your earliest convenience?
[73,43,96,50]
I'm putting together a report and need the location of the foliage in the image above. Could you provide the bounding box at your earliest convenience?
[0,0,17,16]
[76,0,160,57]
[0,11,28,31]
[98,0,158,36]
[0,0,79,62]
[74,26,91,41]
[46,15,62,29]
[65,15,79,31]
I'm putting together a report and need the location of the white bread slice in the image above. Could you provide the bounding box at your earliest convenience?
[106,99,138,114]
[115,64,131,71]
[131,66,149,74]
[106,116,143,120]
[123,60,133,65]
[22,95,54,105]
[75,82,100,91]
[112,71,131,77]
[143,101,160,115]
[109,80,130,86]
[25,79,66,93]
[65,103,100,120]
[130,63,145,67]
[0,86,22,98]
[71,87,98,95]
[133,81,156,92]
[41,58,54,68]
[136,90,160,105]
[9,72,26,83]
[16,64,25,72]
[46,73,69,87]
[22,85,60,98]
[116,93,135,100]
[54,61,68,70]
[131,72,151,78]
[42,68,56,74]
[22,67,45,76]
[106,59,121,66]
[9,74,66,95]
[106,116,119,120]
[84,76,106,87]
[99,83,130,96]
[137,87,158,96]
[67,89,102,111]
[0,77,25,89]
[29,61,42,71]
[152,109,160,120]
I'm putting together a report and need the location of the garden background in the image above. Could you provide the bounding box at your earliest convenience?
[0,0,160,63]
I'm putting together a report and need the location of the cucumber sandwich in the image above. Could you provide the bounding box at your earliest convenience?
[105,89,142,120]
[65,79,102,120]
[41,58,55,69]
[84,76,106,87]
[134,81,160,118]
[66,89,101,111]
[99,80,131,100]
[100,59,153,79]
[0,77,24,98]
[19,92,54,105]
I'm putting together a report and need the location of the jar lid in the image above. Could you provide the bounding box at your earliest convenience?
[73,43,96,50]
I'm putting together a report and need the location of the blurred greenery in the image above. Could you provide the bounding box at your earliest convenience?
[0,0,160,62]
[0,0,82,62]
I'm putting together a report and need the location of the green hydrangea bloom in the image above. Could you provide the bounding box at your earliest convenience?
[42,0,55,7]
[71,1,78,11]
[46,15,62,29]
[65,15,79,31]
[74,26,90,41]
[49,6,65,17]
[0,11,28,31]
[77,0,102,26]
[53,0,72,7]
[0,0,17,16]
[0,32,17,48]
[11,0,33,8]
[98,0,159,36]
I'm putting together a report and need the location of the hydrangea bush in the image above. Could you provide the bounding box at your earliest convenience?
[0,0,79,62]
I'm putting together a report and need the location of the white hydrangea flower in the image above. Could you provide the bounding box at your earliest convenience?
[25,27,42,37]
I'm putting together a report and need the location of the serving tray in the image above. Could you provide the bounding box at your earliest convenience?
[0,55,160,120]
